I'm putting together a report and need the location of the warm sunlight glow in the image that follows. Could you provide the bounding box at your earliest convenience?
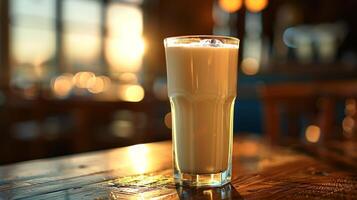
[241,57,259,75]
[73,72,96,88]
[128,144,149,173]
[106,4,144,74]
[305,125,321,143]
[63,0,101,64]
[106,37,145,73]
[119,72,139,83]
[64,34,100,63]
[117,84,145,102]
[11,0,55,65]
[12,28,55,65]
[245,0,268,13]
[52,74,73,98]
[219,0,243,13]
[107,4,143,37]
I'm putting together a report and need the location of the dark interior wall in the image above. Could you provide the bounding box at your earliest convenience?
[158,0,213,37]
[143,0,214,86]
[0,0,10,90]
[262,0,357,53]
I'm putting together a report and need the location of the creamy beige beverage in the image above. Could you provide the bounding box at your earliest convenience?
[165,43,238,174]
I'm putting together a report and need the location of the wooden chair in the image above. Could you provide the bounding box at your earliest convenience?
[260,80,357,143]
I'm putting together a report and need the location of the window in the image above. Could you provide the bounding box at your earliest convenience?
[106,3,145,75]
[63,0,101,73]
[10,0,56,89]
[9,0,145,100]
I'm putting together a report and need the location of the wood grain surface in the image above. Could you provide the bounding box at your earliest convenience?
[0,136,356,199]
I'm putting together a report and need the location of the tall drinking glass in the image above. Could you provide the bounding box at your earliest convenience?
[164,35,239,187]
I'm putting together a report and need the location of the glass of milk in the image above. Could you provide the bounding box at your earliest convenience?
[164,35,239,187]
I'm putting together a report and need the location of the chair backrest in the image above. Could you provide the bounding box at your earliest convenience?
[260,80,357,143]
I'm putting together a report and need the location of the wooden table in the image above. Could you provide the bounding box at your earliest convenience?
[0,136,356,199]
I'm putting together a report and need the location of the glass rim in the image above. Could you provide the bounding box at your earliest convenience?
[164,35,239,47]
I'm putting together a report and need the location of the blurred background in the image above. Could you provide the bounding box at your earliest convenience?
[0,0,357,164]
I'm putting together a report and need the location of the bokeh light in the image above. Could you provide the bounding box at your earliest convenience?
[245,0,268,13]
[305,125,321,143]
[73,72,96,88]
[164,112,172,129]
[342,116,355,135]
[98,76,112,91]
[86,76,105,94]
[345,98,356,116]
[343,98,356,138]
[52,74,74,98]
[241,57,259,75]
[117,84,145,102]
[218,0,243,13]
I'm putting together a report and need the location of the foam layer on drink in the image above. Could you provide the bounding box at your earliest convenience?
[165,45,238,174]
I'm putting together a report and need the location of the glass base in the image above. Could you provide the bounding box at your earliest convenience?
[174,168,231,187]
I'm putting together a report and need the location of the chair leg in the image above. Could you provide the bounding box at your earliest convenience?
[318,98,335,141]
[263,100,280,143]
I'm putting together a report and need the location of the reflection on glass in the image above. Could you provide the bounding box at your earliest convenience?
[106,4,145,74]
[128,144,149,173]
[63,0,101,68]
[203,189,214,199]
[176,184,241,200]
